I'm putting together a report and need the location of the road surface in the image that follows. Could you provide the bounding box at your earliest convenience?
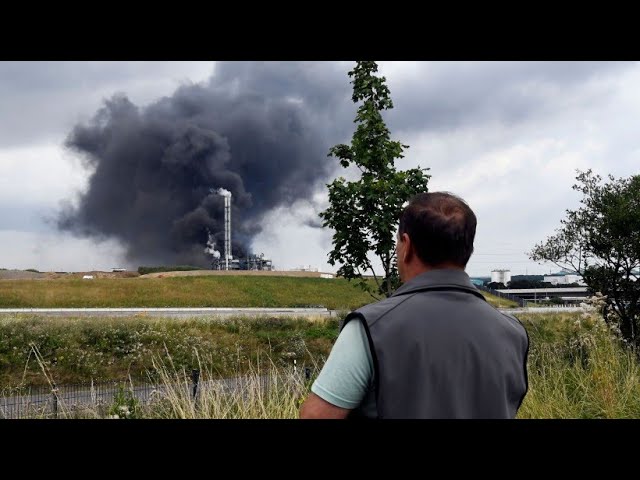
[0,306,587,318]
[0,307,332,318]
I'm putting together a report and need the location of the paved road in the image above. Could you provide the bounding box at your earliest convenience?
[0,307,332,318]
[499,306,586,314]
[0,306,587,318]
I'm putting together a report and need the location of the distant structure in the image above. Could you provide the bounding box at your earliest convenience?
[210,254,274,271]
[217,188,233,270]
[491,269,511,285]
[290,265,319,272]
[469,278,488,287]
[204,187,274,271]
[544,273,586,286]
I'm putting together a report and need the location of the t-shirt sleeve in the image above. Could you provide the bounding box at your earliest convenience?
[311,317,374,409]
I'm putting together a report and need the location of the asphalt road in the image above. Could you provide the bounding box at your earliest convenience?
[499,306,585,314]
[0,306,586,318]
[0,307,332,318]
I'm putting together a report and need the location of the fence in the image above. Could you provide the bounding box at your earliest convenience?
[0,366,315,419]
[475,284,527,307]
[0,380,158,419]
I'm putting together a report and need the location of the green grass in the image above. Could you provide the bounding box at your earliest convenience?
[485,295,519,309]
[0,275,513,309]
[6,308,640,418]
[516,311,640,418]
[0,314,339,388]
[9,351,314,419]
[134,353,312,419]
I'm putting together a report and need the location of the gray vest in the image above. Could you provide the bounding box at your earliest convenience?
[343,269,529,419]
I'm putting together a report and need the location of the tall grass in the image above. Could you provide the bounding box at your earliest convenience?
[141,350,319,419]
[0,314,339,388]
[517,309,640,418]
[7,307,640,418]
[4,344,319,419]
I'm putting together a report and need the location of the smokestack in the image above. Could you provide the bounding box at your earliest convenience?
[216,188,232,270]
[225,193,231,270]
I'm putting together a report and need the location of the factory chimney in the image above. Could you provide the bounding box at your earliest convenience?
[215,188,232,270]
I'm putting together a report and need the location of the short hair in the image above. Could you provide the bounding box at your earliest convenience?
[398,192,477,267]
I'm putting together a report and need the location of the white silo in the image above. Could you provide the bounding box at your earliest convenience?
[491,269,511,285]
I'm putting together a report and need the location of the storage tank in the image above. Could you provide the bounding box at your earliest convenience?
[491,269,511,285]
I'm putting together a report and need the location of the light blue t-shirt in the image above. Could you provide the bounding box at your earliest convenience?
[311,318,378,417]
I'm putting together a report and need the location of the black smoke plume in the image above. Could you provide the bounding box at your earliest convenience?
[57,62,350,267]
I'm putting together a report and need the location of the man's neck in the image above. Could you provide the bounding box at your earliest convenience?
[402,262,465,283]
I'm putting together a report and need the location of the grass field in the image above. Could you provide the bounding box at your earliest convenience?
[4,307,640,418]
[517,311,640,418]
[0,314,339,388]
[0,275,515,310]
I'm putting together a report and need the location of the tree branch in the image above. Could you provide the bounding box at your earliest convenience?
[363,257,381,292]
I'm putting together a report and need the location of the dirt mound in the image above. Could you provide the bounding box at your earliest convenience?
[63,271,140,279]
[0,270,140,280]
[1,269,334,280]
[0,269,48,280]
[139,270,335,279]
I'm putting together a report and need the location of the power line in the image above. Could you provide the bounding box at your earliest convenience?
[472,253,529,256]
[467,261,539,264]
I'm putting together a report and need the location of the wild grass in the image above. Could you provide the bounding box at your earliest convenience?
[1,343,319,419]
[0,314,339,388]
[5,306,640,418]
[517,309,640,418]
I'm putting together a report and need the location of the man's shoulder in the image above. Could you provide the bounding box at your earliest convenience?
[496,310,529,338]
[357,294,408,313]
[347,294,412,326]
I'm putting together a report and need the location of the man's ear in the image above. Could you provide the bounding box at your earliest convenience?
[401,232,413,264]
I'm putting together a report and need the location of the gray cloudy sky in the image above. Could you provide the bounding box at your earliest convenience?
[0,61,637,277]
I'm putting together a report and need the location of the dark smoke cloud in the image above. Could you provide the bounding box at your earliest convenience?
[58,62,351,267]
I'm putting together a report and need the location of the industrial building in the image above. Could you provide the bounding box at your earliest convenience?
[204,188,274,271]
[543,273,586,286]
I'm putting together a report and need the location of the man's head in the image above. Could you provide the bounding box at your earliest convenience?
[396,192,477,282]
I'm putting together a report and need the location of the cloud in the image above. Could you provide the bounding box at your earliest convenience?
[0,230,127,272]
[379,61,633,134]
[2,61,640,276]
[0,61,215,148]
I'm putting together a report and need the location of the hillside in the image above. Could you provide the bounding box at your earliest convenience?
[0,273,516,309]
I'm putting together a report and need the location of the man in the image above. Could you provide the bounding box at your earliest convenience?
[299,192,529,419]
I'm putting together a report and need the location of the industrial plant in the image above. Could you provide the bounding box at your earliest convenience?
[204,188,274,271]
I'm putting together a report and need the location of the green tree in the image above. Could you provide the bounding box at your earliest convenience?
[529,169,640,347]
[319,61,431,299]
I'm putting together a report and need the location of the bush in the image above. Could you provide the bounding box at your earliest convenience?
[107,385,141,419]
